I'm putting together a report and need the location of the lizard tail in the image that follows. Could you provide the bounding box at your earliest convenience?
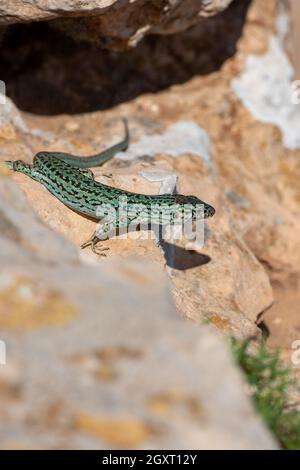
[3,161,14,170]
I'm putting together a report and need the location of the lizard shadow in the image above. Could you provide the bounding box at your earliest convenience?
[0,0,252,115]
[156,222,212,271]
[160,239,211,271]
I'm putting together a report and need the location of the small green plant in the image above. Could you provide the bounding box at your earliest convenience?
[230,337,300,450]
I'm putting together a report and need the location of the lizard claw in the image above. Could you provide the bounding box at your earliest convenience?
[80,240,92,250]
[91,244,109,257]
[81,235,109,257]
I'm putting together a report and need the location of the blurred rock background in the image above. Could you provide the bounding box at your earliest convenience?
[0,0,299,449]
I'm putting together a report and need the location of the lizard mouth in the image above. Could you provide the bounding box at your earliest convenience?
[195,205,215,219]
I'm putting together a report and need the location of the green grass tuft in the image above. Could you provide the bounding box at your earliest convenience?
[230,337,300,450]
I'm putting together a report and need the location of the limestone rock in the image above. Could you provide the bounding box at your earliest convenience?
[4,118,273,337]
[0,1,233,24]
[0,0,234,50]
[0,174,277,449]
[0,1,278,339]
[0,0,299,447]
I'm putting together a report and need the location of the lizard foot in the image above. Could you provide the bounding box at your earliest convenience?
[91,244,110,257]
[81,235,109,257]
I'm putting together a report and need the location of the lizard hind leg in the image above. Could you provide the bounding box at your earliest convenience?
[79,168,95,179]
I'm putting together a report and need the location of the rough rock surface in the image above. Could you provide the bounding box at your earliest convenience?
[0,0,299,448]
[0,0,234,50]
[1,0,298,347]
[0,0,280,338]
[1,111,273,338]
[0,176,277,450]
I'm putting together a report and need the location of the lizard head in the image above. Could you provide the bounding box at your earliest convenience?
[174,194,215,220]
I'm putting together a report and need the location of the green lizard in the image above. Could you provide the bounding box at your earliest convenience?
[5,119,215,254]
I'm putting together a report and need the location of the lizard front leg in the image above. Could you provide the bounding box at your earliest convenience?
[80,233,109,256]
[81,213,143,255]
[81,206,159,255]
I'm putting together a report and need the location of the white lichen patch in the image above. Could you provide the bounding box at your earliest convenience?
[0,95,53,142]
[232,36,300,150]
[0,95,28,133]
[139,169,178,194]
[117,121,211,162]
